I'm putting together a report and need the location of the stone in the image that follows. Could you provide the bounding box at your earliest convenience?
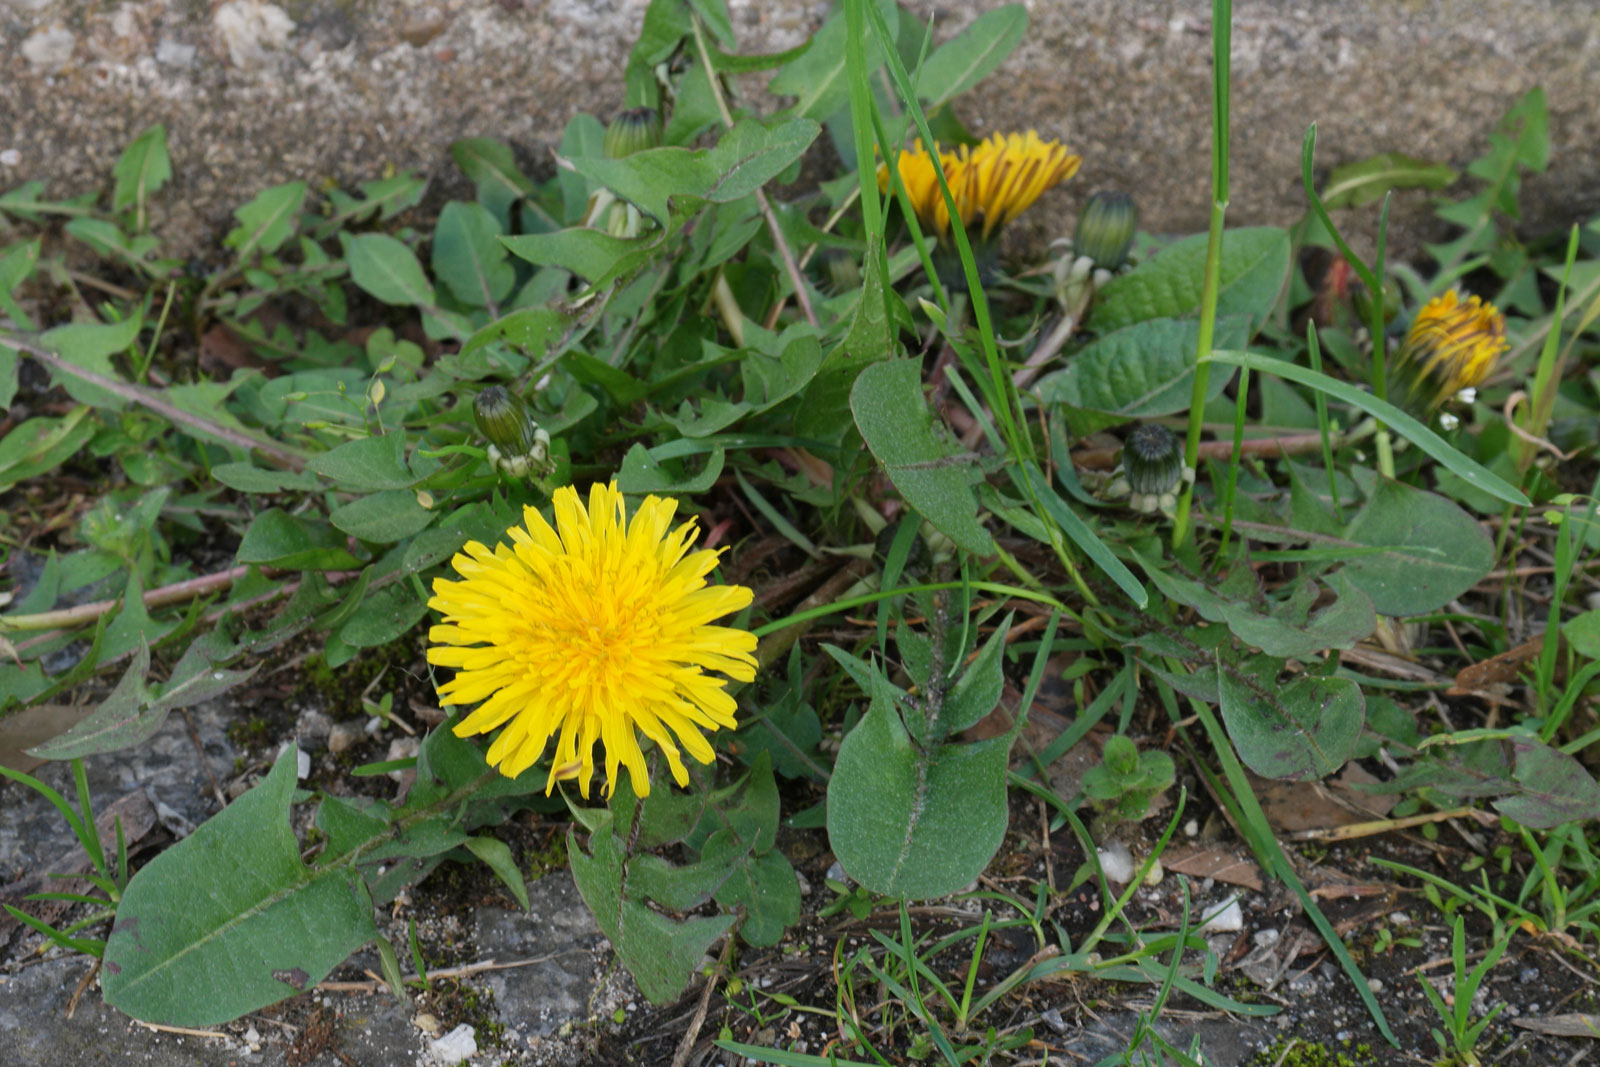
[328,721,364,754]
[0,1,1592,268]
[427,1023,476,1063]
[20,26,74,70]
[297,708,334,743]
[472,873,608,1039]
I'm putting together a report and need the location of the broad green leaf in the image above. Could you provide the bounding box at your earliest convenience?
[111,124,171,226]
[339,586,429,648]
[103,747,378,1025]
[568,812,734,1004]
[330,489,436,543]
[1217,655,1364,781]
[827,670,1010,898]
[501,228,655,286]
[1495,740,1600,828]
[770,0,898,121]
[210,462,322,493]
[461,306,576,359]
[464,836,529,911]
[236,509,362,571]
[706,835,800,947]
[557,113,607,224]
[851,359,995,557]
[0,410,96,491]
[797,236,901,442]
[307,433,413,490]
[1320,152,1457,210]
[347,234,436,308]
[942,615,1010,735]
[432,201,514,307]
[1089,227,1291,332]
[1201,350,1529,507]
[224,181,307,259]
[914,4,1027,109]
[0,237,41,330]
[40,314,143,410]
[1036,316,1246,429]
[451,137,535,232]
[1341,477,1494,616]
[616,442,725,494]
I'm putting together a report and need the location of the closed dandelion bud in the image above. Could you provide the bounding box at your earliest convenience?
[604,107,661,159]
[822,251,862,294]
[1074,191,1138,270]
[1388,290,1508,414]
[474,385,537,457]
[1122,423,1182,498]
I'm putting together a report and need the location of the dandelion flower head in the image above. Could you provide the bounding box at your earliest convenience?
[426,482,757,798]
[877,130,1080,241]
[1392,289,1509,412]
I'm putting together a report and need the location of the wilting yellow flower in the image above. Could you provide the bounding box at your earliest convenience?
[427,482,757,798]
[1390,290,1509,412]
[877,130,1080,241]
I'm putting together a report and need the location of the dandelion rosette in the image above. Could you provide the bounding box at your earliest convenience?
[1390,289,1509,414]
[878,130,1081,242]
[426,482,757,798]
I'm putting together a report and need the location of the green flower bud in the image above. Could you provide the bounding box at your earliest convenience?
[822,251,862,295]
[1122,423,1182,498]
[604,107,662,159]
[1074,190,1138,270]
[474,385,537,457]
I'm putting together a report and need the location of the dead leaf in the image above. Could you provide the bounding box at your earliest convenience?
[0,704,98,774]
[1162,845,1264,892]
[1511,1014,1600,1039]
[1450,634,1544,696]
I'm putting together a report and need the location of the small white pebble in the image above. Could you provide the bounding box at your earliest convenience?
[1097,841,1135,884]
[0,149,20,167]
[1367,978,1384,993]
[1199,898,1244,932]
[428,1024,476,1064]
[1183,819,1199,837]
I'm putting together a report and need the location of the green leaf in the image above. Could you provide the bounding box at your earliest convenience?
[329,489,436,543]
[770,0,898,121]
[1320,152,1457,210]
[1201,350,1529,507]
[464,836,529,910]
[1340,477,1494,617]
[236,509,362,571]
[0,237,41,331]
[1089,227,1291,333]
[224,181,307,259]
[103,747,378,1025]
[1217,655,1364,781]
[347,234,436,308]
[913,5,1027,109]
[1022,463,1148,608]
[339,586,429,648]
[942,614,1010,735]
[501,228,655,286]
[0,410,97,491]
[797,236,900,442]
[40,314,143,410]
[707,835,800,947]
[432,202,514,307]
[210,462,323,493]
[1494,740,1600,829]
[1567,610,1600,661]
[1036,316,1246,430]
[307,433,413,490]
[112,124,171,226]
[827,670,1010,899]
[451,138,534,232]
[461,306,576,360]
[557,114,606,224]
[616,442,725,494]
[567,813,735,1004]
[851,359,995,557]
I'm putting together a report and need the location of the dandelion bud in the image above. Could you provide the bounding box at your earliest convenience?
[1074,191,1138,270]
[822,251,862,294]
[1388,290,1508,415]
[604,107,662,160]
[474,386,537,456]
[1122,423,1182,498]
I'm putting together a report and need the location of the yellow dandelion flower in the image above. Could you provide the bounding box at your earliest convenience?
[1391,290,1509,412]
[877,130,1080,242]
[426,482,757,799]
